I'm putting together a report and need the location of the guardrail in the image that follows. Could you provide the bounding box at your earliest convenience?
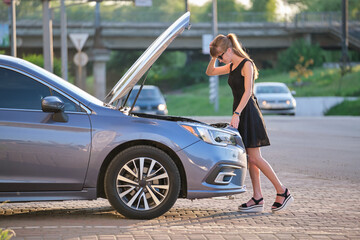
[292,12,360,28]
[0,8,359,25]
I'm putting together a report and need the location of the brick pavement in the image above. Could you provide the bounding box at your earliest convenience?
[1,117,360,239]
[1,171,360,240]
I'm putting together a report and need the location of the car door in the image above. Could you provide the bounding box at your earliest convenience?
[0,66,91,192]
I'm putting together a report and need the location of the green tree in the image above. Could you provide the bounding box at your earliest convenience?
[22,54,62,77]
[285,0,360,19]
[250,0,277,21]
[106,50,143,92]
[289,55,314,85]
[277,39,324,72]
[189,0,246,22]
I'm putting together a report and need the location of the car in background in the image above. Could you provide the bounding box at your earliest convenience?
[0,12,247,219]
[254,82,296,116]
[128,85,168,115]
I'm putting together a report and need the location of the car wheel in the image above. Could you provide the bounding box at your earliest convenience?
[104,145,180,219]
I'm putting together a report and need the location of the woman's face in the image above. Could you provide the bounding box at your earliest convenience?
[216,48,230,64]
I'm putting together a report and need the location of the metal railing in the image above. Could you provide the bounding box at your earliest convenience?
[293,12,360,28]
[1,8,359,26]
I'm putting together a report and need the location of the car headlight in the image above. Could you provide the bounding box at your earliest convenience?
[158,104,167,111]
[286,99,296,107]
[180,124,237,146]
[132,106,140,111]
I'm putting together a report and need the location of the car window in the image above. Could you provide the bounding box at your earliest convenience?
[0,67,51,110]
[256,85,289,94]
[129,88,162,100]
[51,89,85,112]
[0,67,84,112]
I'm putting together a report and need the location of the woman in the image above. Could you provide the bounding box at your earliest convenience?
[206,33,293,213]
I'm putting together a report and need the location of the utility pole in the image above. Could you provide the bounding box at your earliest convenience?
[42,0,53,73]
[339,0,350,93]
[341,0,349,74]
[60,0,68,80]
[5,0,17,57]
[211,0,219,112]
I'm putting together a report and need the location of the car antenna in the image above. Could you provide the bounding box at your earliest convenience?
[129,66,152,114]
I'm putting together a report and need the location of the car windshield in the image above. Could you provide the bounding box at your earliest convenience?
[129,88,162,100]
[256,85,289,94]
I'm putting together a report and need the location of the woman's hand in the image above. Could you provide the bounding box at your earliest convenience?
[230,114,240,128]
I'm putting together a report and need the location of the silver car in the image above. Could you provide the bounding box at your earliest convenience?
[0,12,247,219]
[128,85,168,115]
[254,82,296,116]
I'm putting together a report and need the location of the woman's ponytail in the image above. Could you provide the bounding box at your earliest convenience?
[227,33,259,80]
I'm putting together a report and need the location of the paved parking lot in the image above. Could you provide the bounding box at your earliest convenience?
[1,117,360,240]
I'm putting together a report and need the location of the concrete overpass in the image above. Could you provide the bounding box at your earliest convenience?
[1,9,359,70]
[2,17,359,68]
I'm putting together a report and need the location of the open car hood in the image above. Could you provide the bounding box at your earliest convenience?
[104,12,191,106]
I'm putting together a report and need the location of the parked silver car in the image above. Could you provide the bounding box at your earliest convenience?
[0,12,247,219]
[128,85,168,115]
[254,82,296,116]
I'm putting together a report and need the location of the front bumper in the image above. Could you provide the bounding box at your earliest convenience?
[260,107,295,115]
[178,140,247,199]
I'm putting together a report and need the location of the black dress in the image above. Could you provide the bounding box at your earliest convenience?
[228,58,270,148]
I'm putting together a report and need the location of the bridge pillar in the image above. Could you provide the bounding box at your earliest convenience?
[304,33,312,45]
[89,48,110,100]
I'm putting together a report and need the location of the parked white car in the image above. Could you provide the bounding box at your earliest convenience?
[254,82,296,116]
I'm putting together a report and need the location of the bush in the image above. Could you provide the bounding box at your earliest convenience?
[325,99,360,116]
[0,229,15,240]
[22,54,62,77]
[106,50,210,92]
[277,39,324,72]
[0,202,15,240]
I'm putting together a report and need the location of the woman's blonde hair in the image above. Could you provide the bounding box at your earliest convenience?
[210,33,259,79]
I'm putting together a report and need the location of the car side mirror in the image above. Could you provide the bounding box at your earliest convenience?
[291,90,296,95]
[41,96,68,122]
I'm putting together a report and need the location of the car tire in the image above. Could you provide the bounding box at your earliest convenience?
[104,145,180,219]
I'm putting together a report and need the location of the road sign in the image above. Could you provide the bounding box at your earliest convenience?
[73,52,88,67]
[135,0,152,7]
[69,33,89,51]
[0,24,9,47]
[202,34,213,54]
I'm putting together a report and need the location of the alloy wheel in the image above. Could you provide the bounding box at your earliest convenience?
[116,157,170,211]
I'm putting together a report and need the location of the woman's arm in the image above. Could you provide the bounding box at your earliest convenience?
[205,57,230,76]
[230,61,254,128]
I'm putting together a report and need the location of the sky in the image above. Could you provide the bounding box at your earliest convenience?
[189,0,299,17]
[189,0,251,7]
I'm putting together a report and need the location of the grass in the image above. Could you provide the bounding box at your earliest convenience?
[0,202,15,240]
[325,99,360,116]
[165,76,234,116]
[165,66,360,116]
[0,229,15,240]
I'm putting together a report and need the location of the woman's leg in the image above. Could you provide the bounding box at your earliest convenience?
[246,147,289,206]
[244,161,263,206]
